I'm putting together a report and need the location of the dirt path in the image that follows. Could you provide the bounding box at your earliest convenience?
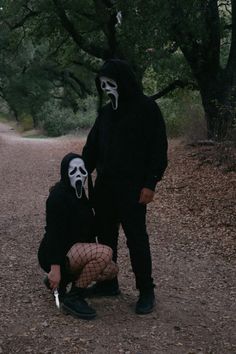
[0,122,235,354]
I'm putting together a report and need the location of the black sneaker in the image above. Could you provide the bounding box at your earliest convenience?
[85,281,121,298]
[61,287,96,320]
[135,289,155,315]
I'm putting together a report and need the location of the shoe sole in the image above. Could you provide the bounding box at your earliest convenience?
[135,307,154,315]
[61,303,96,320]
[135,301,156,315]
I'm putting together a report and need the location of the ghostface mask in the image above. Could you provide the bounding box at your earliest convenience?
[100,76,119,110]
[68,158,88,198]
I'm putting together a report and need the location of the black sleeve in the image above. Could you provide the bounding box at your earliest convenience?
[144,100,168,191]
[82,116,99,174]
[44,194,69,265]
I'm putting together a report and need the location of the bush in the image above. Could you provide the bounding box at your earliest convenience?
[74,96,97,130]
[36,92,207,141]
[0,112,9,122]
[159,90,206,141]
[36,97,97,137]
[19,113,34,131]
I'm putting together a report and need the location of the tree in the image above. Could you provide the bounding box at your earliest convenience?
[0,0,98,125]
[1,0,235,140]
[118,0,236,140]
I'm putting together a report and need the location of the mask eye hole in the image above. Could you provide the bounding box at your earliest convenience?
[79,167,87,175]
[101,81,106,89]
[100,78,117,90]
[107,80,117,88]
[69,167,77,176]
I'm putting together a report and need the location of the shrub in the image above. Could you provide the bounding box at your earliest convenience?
[36,97,97,137]
[19,113,34,131]
[74,96,97,130]
[159,90,206,141]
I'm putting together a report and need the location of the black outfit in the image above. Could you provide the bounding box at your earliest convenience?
[82,59,168,292]
[38,153,95,274]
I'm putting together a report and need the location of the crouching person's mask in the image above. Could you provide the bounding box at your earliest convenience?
[68,158,88,198]
[100,76,119,110]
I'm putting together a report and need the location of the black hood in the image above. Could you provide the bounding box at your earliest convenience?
[60,152,83,186]
[95,59,143,107]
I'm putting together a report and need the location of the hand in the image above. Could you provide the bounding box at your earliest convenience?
[48,265,61,290]
[139,188,155,205]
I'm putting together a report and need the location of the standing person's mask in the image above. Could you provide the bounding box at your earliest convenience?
[68,158,88,198]
[100,76,119,110]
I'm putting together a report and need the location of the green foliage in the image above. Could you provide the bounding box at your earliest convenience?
[0,110,10,122]
[159,90,205,139]
[36,97,96,136]
[142,67,159,96]
[36,101,75,137]
[0,0,235,139]
[75,96,97,128]
[19,113,34,131]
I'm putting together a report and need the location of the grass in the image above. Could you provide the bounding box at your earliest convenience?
[22,129,48,139]
[24,134,48,139]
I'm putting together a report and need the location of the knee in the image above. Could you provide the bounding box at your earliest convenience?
[97,245,113,265]
[101,245,113,263]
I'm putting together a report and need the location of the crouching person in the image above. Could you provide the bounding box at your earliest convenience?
[38,153,118,320]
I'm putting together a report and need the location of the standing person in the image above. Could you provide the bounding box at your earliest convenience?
[82,59,168,315]
[38,152,118,320]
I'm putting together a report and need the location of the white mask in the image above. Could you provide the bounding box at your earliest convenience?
[68,158,88,199]
[100,76,119,110]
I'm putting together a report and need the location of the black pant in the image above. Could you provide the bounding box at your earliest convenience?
[94,179,154,291]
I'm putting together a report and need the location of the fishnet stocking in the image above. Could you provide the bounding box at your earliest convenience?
[97,261,118,282]
[67,243,118,288]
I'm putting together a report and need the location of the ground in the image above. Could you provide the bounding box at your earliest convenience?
[0,122,235,354]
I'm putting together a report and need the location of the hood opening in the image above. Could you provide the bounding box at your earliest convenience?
[60,152,83,186]
[95,59,143,111]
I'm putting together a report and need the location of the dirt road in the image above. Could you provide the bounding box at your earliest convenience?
[0,122,235,354]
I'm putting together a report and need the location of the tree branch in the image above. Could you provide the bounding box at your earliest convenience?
[200,0,221,72]
[66,71,92,96]
[52,95,63,100]
[46,36,70,60]
[150,80,197,100]
[171,1,220,82]
[5,10,39,30]
[9,29,27,64]
[72,60,99,73]
[93,0,123,58]
[52,0,108,59]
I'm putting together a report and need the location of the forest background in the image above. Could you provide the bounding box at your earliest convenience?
[0,0,235,141]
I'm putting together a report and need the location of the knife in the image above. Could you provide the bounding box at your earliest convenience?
[53,289,60,309]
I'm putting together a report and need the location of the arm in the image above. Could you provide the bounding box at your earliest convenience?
[45,193,69,266]
[48,264,61,290]
[82,116,99,173]
[144,100,168,192]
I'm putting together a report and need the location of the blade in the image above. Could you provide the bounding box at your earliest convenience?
[53,289,60,309]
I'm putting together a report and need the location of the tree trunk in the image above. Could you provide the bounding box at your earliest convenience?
[200,81,236,141]
[11,107,19,122]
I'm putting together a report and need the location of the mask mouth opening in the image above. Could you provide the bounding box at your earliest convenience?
[108,93,118,110]
[75,179,83,199]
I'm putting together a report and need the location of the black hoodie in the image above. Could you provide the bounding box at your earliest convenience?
[38,153,95,273]
[83,59,168,191]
